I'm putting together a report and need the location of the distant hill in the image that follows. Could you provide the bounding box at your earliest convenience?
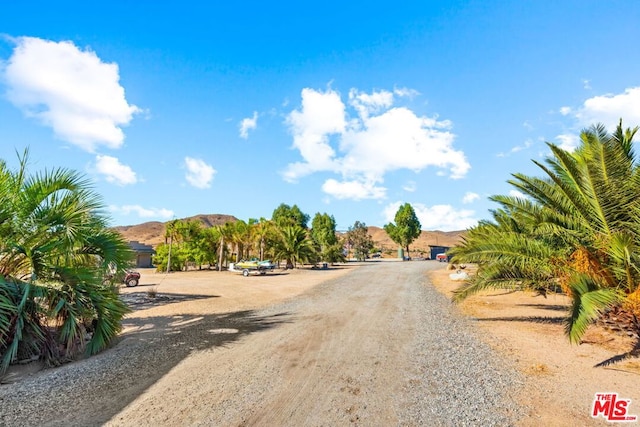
[113,214,238,247]
[366,226,465,256]
[113,214,466,253]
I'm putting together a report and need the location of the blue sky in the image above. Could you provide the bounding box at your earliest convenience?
[1,1,639,231]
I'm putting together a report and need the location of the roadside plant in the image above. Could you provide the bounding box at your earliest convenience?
[449,121,640,343]
[0,150,133,373]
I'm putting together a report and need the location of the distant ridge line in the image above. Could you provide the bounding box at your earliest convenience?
[113,213,466,250]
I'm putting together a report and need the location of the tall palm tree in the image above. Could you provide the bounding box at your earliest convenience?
[450,121,640,343]
[251,218,273,261]
[0,150,132,373]
[216,222,235,271]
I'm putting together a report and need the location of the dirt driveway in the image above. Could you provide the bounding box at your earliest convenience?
[0,261,521,426]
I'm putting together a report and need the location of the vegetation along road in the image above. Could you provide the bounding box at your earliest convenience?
[0,261,523,426]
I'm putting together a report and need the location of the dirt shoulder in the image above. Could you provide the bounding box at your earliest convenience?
[427,265,640,426]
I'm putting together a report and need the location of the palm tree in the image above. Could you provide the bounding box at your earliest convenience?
[450,121,640,343]
[216,222,235,271]
[0,150,132,373]
[273,225,315,269]
[251,218,273,261]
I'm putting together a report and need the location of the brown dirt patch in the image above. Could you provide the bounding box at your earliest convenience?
[428,265,640,426]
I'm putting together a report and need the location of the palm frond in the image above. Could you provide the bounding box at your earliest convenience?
[565,275,623,344]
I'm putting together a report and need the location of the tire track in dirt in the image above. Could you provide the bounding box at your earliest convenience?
[235,262,429,426]
[102,261,521,426]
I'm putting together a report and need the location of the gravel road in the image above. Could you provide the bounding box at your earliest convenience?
[0,261,523,426]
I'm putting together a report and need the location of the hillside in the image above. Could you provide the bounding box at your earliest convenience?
[367,226,465,256]
[113,214,465,253]
[113,214,238,247]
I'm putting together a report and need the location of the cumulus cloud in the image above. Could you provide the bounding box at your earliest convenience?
[462,192,480,204]
[239,111,258,139]
[109,205,174,219]
[2,36,140,152]
[94,155,137,185]
[284,87,469,200]
[184,157,216,189]
[383,201,477,231]
[348,88,394,119]
[574,87,640,130]
[321,178,386,200]
[555,133,580,152]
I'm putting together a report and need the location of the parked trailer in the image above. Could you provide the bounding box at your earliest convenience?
[229,260,277,277]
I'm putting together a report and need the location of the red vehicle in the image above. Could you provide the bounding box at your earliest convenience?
[123,271,141,287]
[104,270,140,287]
[436,253,449,262]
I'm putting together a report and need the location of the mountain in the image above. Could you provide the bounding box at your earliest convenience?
[113,214,238,247]
[113,214,466,252]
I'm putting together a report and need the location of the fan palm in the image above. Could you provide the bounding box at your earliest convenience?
[450,121,640,343]
[0,150,132,373]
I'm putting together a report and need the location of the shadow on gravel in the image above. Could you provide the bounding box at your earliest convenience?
[516,303,568,312]
[120,292,216,311]
[0,309,292,427]
[475,315,565,325]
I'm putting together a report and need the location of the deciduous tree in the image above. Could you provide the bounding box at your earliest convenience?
[347,221,374,261]
[384,203,422,258]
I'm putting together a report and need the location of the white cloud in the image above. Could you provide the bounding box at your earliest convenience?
[402,180,417,192]
[582,79,592,90]
[94,155,137,185]
[2,37,140,152]
[383,201,477,231]
[393,87,420,98]
[575,87,640,130]
[509,190,528,199]
[109,205,174,219]
[184,157,216,189]
[555,133,579,151]
[284,87,470,200]
[348,88,394,119]
[462,192,480,204]
[284,88,346,181]
[321,178,386,200]
[497,140,533,158]
[510,139,532,153]
[559,106,572,116]
[239,111,258,139]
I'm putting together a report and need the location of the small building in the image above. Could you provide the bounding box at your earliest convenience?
[429,245,451,261]
[128,241,156,268]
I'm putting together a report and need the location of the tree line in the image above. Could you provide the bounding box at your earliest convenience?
[153,204,382,271]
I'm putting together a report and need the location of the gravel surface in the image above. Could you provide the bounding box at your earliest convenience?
[0,261,524,426]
